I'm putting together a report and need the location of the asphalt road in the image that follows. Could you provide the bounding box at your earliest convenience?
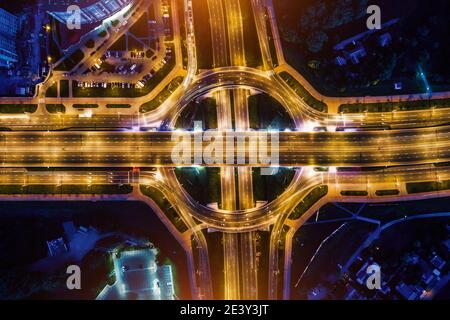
[0,127,448,167]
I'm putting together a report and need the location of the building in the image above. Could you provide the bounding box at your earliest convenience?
[0,8,19,68]
[158,265,175,300]
[396,282,418,300]
[97,247,175,300]
[46,237,68,256]
[343,286,368,300]
[379,33,392,47]
[307,285,328,300]
[430,255,446,270]
[443,239,450,253]
[346,45,367,65]
[45,221,99,259]
[49,0,133,26]
[335,56,347,66]
[421,271,436,286]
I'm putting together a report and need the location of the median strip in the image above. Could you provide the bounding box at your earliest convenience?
[279,71,328,113]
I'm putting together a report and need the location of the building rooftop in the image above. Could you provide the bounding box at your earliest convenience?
[97,247,175,300]
[49,0,133,25]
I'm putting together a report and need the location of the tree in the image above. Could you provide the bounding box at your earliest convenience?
[281,28,301,44]
[307,31,329,53]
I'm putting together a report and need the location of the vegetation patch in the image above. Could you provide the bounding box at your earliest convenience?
[275,1,450,96]
[176,97,217,130]
[174,167,221,207]
[140,76,184,113]
[140,185,188,233]
[46,104,66,114]
[248,93,295,130]
[0,104,37,114]
[340,190,369,197]
[85,39,95,49]
[54,49,84,71]
[45,83,58,97]
[279,72,327,112]
[106,104,131,109]
[73,104,99,109]
[191,0,213,69]
[109,35,126,51]
[47,18,63,63]
[406,180,450,194]
[240,0,263,68]
[339,98,450,114]
[265,7,278,67]
[288,185,328,220]
[376,189,400,196]
[253,168,295,203]
[0,184,133,195]
[60,80,70,98]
